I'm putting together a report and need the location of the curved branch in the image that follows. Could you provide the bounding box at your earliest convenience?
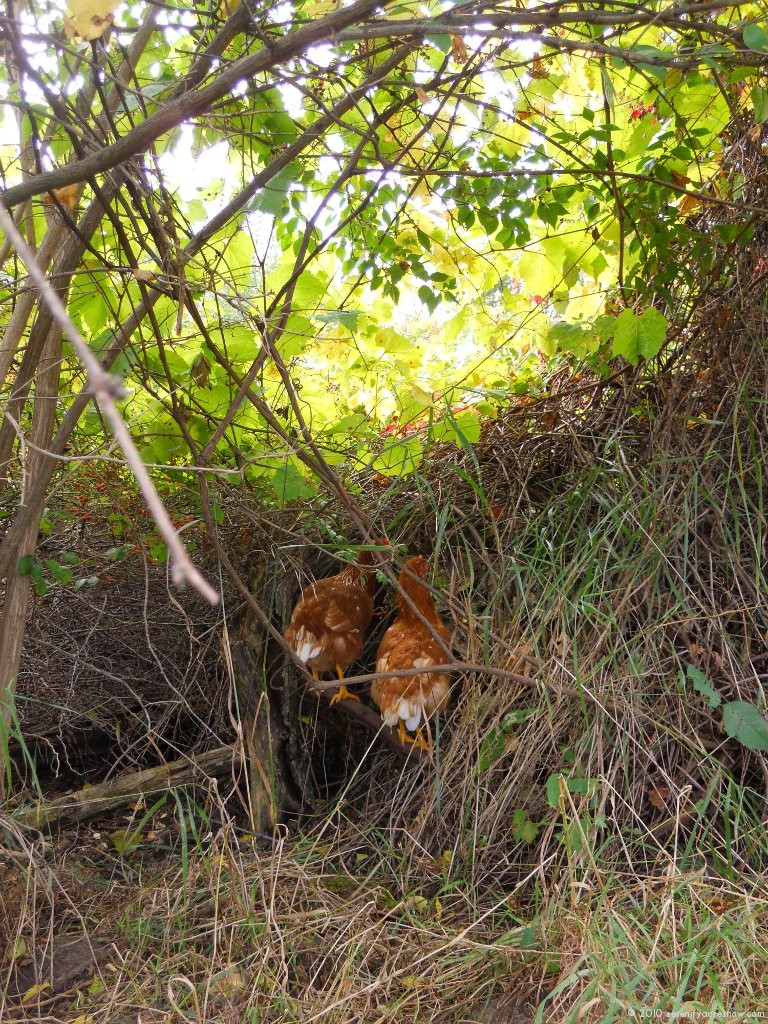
[0,0,405,209]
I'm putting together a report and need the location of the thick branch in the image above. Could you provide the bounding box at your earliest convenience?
[12,745,239,829]
[0,0,405,209]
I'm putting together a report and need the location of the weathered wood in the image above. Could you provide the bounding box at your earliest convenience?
[12,744,238,829]
[229,563,303,833]
[0,322,62,754]
[314,687,426,761]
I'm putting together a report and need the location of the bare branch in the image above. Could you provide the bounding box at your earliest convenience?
[0,0,408,209]
[0,202,219,605]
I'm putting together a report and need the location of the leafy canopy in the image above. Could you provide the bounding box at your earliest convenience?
[0,0,765,502]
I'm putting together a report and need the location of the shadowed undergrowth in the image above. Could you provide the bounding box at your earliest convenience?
[4,342,768,1020]
[5,188,768,1017]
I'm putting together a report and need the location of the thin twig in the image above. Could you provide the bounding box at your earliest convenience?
[310,661,541,691]
[0,201,219,604]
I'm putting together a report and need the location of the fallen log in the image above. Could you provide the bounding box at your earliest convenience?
[11,744,239,829]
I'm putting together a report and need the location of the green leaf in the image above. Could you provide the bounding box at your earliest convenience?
[627,44,669,78]
[372,436,423,477]
[223,324,259,364]
[547,322,597,359]
[546,773,562,809]
[611,307,668,366]
[751,84,768,124]
[271,464,317,504]
[546,772,595,807]
[263,111,298,146]
[17,555,35,576]
[73,576,100,591]
[443,409,481,448]
[722,701,768,751]
[511,808,539,844]
[417,285,441,315]
[567,777,590,797]
[44,559,73,584]
[75,292,111,334]
[110,828,144,855]
[18,554,53,595]
[140,435,179,466]
[744,23,768,54]
[148,540,168,564]
[248,164,299,216]
[279,315,314,358]
[224,230,255,276]
[686,664,721,709]
[105,546,129,561]
[293,271,329,312]
[478,727,506,772]
[427,34,451,53]
[500,708,536,730]
[314,309,362,330]
[30,562,46,597]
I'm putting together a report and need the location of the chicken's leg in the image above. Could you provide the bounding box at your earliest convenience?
[329,665,360,706]
[308,666,322,699]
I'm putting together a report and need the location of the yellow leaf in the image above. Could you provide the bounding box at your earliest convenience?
[88,975,106,997]
[213,968,246,998]
[451,36,468,63]
[301,0,339,14]
[109,828,143,855]
[63,0,120,40]
[677,193,701,216]
[22,982,51,1003]
[191,352,212,388]
[132,268,156,283]
[411,383,434,406]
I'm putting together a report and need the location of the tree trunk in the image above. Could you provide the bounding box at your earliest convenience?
[228,564,306,833]
[0,322,61,738]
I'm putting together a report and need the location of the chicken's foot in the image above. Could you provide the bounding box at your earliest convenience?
[329,684,360,705]
[396,720,431,751]
[329,666,360,705]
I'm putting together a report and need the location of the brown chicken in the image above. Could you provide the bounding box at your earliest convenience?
[372,555,451,749]
[284,550,375,704]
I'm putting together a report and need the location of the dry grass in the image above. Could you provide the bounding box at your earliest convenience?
[5,360,768,1020]
[5,119,768,1024]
